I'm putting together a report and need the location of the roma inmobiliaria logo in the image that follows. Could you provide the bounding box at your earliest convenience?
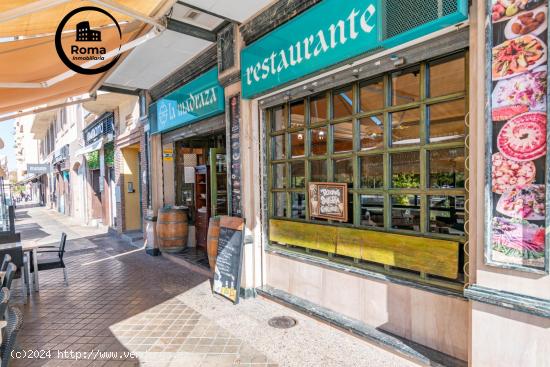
[55,6,122,75]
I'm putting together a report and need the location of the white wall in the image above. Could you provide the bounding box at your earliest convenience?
[15,115,40,180]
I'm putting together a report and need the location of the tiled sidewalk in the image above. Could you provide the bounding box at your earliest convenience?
[10,207,417,367]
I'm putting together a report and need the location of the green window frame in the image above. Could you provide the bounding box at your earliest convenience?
[267,52,468,244]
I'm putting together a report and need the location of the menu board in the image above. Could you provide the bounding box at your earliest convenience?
[309,183,348,222]
[229,95,242,217]
[213,216,245,304]
[487,0,549,272]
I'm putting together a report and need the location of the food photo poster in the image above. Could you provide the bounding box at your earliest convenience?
[488,0,550,272]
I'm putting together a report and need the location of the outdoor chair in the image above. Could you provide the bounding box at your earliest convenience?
[0,264,16,290]
[0,288,9,321]
[0,246,29,301]
[0,255,10,272]
[30,233,68,286]
[0,306,23,367]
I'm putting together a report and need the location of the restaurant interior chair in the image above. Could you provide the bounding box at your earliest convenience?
[0,306,23,367]
[0,288,9,321]
[0,255,10,272]
[30,233,68,286]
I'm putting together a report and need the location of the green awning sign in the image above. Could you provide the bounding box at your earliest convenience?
[150,67,225,134]
[241,0,468,99]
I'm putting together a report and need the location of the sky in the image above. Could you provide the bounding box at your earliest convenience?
[0,119,15,170]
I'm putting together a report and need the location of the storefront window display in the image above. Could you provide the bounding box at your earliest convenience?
[487,0,549,273]
[268,52,468,284]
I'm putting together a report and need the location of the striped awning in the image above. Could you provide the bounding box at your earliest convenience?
[0,0,172,117]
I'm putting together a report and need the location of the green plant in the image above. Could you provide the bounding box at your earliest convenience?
[86,150,100,170]
[432,172,465,188]
[392,173,420,188]
[392,173,420,205]
[104,142,114,167]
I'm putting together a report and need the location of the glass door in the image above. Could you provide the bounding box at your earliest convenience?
[209,148,227,217]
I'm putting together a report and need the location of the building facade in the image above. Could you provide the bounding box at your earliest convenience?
[30,99,86,216]
[80,92,148,239]
[6,1,550,365]
[142,1,550,366]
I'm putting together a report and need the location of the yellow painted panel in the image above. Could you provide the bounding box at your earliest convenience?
[270,220,459,279]
[335,227,362,259]
[270,220,337,253]
[339,227,458,278]
[122,147,141,231]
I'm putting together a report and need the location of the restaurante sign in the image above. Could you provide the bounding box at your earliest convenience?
[240,0,469,98]
[150,68,225,134]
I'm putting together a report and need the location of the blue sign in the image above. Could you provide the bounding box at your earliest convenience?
[241,0,468,98]
[150,68,225,134]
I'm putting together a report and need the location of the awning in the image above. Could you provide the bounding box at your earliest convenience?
[0,0,172,117]
[105,0,273,90]
[0,26,142,115]
[17,174,41,185]
[74,138,103,156]
[0,1,167,38]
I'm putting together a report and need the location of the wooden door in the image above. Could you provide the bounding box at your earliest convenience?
[91,169,102,219]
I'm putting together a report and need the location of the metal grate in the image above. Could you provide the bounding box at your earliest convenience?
[268,316,297,329]
[382,0,459,40]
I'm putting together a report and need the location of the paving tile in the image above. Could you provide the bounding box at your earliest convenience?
[10,208,277,367]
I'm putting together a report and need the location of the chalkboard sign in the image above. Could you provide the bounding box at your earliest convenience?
[309,182,348,222]
[213,216,245,303]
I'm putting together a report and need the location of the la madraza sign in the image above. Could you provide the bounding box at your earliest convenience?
[240,0,468,99]
[150,68,225,134]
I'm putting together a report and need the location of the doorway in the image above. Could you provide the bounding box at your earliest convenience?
[173,132,227,252]
[90,169,102,219]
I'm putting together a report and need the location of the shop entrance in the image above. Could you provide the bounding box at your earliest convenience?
[173,131,227,254]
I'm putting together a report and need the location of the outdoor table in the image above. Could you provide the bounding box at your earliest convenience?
[0,241,42,293]
[21,241,42,292]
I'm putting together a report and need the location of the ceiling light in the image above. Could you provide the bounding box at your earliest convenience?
[185,10,200,20]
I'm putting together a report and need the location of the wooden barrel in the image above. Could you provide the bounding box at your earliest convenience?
[157,208,188,253]
[207,217,220,271]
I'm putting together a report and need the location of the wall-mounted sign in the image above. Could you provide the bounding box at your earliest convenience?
[27,164,50,175]
[84,112,114,145]
[308,182,348,222]
[240,0,468,98]
[163,149,174,161]
[485,0,549,274]
[150,68,225,134]
[52,145,69,165]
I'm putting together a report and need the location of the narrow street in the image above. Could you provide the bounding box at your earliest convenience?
[11,207,417,367]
